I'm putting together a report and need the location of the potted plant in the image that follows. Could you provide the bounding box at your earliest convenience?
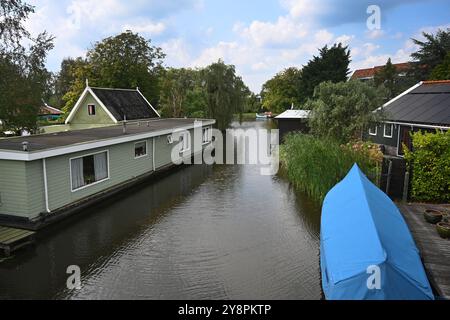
[424,209,443,224]
[436,222,450,239]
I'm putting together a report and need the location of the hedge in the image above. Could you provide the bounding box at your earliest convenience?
[404,130,450,203]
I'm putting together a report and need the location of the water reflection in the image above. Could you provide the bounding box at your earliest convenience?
[0,120,321,300]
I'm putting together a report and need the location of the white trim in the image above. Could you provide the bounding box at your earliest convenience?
[375,81,423,112]
[383,123,393,138]
[382,120,450,130]
[69,150,110,192]
[136,88,161,118]
[152,137,155,171]
[396,125,403,157]
[0,120,216,161]
[65,87,118,124]
[134,140,148,159]
[369,125,377,136]
[202,126,212,145]
[42,158,50,213]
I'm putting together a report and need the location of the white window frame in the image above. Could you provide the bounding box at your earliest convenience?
[69,150,110,192]
[202,126,212,145]
[383,124,393,138]
[134,140,148,159]
[87,104,96,116]
[180,131,191,153]
[369,125,378,136]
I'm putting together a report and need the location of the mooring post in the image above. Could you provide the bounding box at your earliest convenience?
[386,160,393,195]
[402,171,410,203]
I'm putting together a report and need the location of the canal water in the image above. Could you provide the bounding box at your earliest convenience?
[0,121,321,299]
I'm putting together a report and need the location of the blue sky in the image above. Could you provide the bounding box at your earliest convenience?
[27,0,450,92]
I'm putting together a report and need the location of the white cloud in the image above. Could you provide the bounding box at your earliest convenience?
[122,21,166,35]
[237,16,308,47]
[366,29,385,40]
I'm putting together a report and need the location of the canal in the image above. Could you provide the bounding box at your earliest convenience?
[0,120,321,299]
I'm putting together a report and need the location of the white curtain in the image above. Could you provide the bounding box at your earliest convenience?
[71,158,84,190]
[94,152,108,181]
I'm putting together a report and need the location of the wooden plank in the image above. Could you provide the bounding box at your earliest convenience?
[398,203,450,299]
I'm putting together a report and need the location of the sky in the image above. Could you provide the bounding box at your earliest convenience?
[26,0,450,93]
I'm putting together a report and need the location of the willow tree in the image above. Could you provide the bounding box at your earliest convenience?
[202,60,249,130]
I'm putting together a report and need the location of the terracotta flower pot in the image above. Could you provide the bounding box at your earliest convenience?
[436,222,450,239]
[424,209,443,224]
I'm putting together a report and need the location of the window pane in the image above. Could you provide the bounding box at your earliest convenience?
[71,152,108,190]
[135,142,147,157]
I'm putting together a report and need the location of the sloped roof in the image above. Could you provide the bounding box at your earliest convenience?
[351,62,411,80]
[383,80,450,126]
[90,88,159,121]
[39,104,62,115]
[275,109,310,119]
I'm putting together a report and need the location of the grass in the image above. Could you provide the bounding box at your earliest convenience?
[280,133,381,203]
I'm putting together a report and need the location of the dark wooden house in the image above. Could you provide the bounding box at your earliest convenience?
[275,109,310,143]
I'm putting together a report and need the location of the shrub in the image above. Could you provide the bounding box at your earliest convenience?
[280,133,382,203]
[404,130,450,203]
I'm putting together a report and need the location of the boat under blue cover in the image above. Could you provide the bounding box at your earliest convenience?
[320,164,434,300]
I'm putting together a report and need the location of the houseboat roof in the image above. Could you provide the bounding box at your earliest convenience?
[39,103,62,115]
[382,80,450,127]
[65,86,160,124]
[275,109,310,119]
[0,118,215,161]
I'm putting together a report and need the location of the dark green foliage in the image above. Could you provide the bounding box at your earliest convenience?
[430,52,450,80]
[410,28,450,80]
[0,0,54,132]
[299,43,351,101]
[280,134,380,202]
[306,81,385,143]
[404,130,450,203]
[261,67,302,113]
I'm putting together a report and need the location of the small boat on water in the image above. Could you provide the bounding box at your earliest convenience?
[255,112,273,119]
[320,164,434,300]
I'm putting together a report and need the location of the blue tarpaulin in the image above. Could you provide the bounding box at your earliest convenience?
[320,164,434,300]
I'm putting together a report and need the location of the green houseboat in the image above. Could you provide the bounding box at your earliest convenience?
[0,85,215,229]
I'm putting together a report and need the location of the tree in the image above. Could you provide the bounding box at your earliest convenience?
[0,0,54,132]
[374,58,398,100]
[299,43,351,101]
[0,0,34,53]
[430,52,450,80]
[307,81,385,143]
[410,28,450,80]
[87,30,165,106]
[159,68,203,118]
[261,67,302,113]
[62,31,165,115]
[202,60,249,130]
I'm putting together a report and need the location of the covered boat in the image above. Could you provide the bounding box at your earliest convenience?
[320,164,434,300]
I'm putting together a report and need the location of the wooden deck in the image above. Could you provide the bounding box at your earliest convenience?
[398,203,450,300]
[0,226,35,256]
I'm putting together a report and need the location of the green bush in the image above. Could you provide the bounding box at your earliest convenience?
[280,133,381,203]
[404,130,450,203]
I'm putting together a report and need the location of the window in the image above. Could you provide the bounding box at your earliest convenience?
[383,124,393,138]
[134,141,147,158]
[88,104,96,116]
[202,127,212,144]
[71,151,108,191]
[180,132,190,152]
[369,125,377,136]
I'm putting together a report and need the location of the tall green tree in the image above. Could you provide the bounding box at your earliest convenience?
[261,67,302,113]
[202,60,249,130]
[0,0,54,132]
[307,81,385,143]
[410,28,450,80]
[299,43,351,101]
[62,31,165,115]
[429,51,450,80]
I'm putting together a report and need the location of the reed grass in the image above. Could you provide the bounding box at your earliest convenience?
[280,133,380,203]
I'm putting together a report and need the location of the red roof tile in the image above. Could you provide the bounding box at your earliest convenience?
[351,62,411,80]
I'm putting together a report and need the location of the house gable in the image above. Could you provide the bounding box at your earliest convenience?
[65,87,118,125]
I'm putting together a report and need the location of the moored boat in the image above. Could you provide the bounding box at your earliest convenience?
[320,164,434,300]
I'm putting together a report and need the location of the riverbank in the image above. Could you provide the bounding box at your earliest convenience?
[279,133,382,202]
